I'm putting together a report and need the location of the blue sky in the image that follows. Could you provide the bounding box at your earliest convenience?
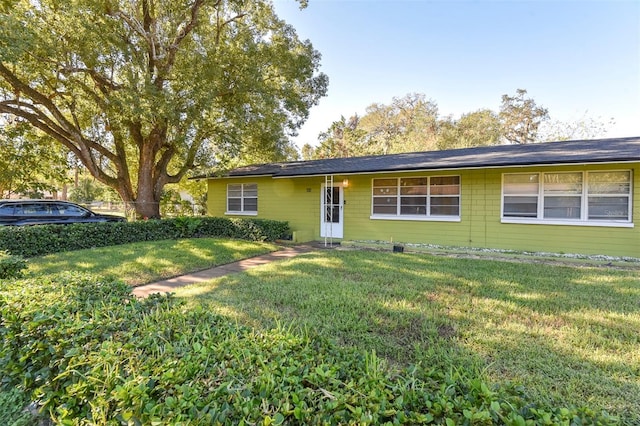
[272,0,640,147]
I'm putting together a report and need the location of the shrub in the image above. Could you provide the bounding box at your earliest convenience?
[0,251,27,279]
[0,274,619,425]
[0,217,290,257]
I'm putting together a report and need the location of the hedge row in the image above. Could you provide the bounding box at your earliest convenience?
[0,273,618,425]
[0,217,290,257]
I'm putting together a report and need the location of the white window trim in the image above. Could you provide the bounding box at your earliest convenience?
[501,170,633,228]
[501,218,633,228]
[371,175,461,221]
[370,215,461,222]
[225,211,258,216]
[225,183,258,215]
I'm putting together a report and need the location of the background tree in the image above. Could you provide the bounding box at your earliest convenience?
[499,89,549,144]
[0,0,327,218]
[538,114,614,142]
[437,109,502,150]
[0,121,70,198]
[312,115,364,159]
[306,90,612,159]
[359,93,439,154]
[68,177,105,204]
[300,143,315,161]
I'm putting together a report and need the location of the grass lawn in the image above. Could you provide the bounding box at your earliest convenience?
[173,249,640,423]
[27,238,277,286]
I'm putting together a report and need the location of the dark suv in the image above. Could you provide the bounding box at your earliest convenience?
[0,200,126,226]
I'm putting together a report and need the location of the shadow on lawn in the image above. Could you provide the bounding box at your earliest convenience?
[177,250,640,422]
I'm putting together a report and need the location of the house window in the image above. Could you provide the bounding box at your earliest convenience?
[502,171,632,225]
[227,183,257,214]
[372,176,460,220]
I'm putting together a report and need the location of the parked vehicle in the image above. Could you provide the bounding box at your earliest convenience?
[0,200,126,226]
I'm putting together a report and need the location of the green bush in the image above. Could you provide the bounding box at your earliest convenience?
[0,274,619,425]
[0,217,290,257]
[0,251,27,279]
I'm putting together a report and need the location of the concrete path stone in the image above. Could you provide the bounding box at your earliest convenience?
[132,244,316,298]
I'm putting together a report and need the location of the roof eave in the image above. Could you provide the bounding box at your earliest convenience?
[272,158,640,178]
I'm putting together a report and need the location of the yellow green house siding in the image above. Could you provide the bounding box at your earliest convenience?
[208,176,323,242]
[207,162,640,258]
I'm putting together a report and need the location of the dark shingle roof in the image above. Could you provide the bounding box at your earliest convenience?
[212,137,640,178]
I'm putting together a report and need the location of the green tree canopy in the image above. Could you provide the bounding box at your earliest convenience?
[359,93,439,155]
[0,0,327,218]
[0,120,70,198]
[304,90,611,159]
[437,109,502,150]
[499,88,549,144]
[313,115,365,159]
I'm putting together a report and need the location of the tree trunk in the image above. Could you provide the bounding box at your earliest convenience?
[134,193,161,219]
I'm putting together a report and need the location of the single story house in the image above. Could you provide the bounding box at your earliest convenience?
[203,137,640,258]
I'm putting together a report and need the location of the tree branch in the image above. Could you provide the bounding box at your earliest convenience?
[154,0,207,88]
[0,62,79,137]
[59,66,122,94]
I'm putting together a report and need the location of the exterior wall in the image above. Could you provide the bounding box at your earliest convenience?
[208,175,326,242]
[207,162,640,258]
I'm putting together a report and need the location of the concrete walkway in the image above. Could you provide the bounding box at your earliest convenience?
[132,244,316,298]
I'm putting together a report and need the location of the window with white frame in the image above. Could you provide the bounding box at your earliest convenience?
[372,176,460,219]
[502,171,632,224]
[227,183,257,214]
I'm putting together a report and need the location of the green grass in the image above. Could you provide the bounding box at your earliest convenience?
[173,250,640,423]
[27,238,277,286]
[17,241,640,423]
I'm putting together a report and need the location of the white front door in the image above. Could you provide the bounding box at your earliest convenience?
[320,184,344,238]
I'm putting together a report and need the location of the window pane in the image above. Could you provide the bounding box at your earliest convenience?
[543,196,581,219]
[400,186,427,195]
[544,173,582,194]
[373,197,397,206]
[431,176,460,186]
[373,187,398,195]
[431,205,460,216]
[228,184,242,197]
[588,196,629,220]
[430,184,460,195]
[0,205,14,215]
[588,171,631,194]
[431,197,460,216]
[503,196,538,217]
[228,198,241,211]
[400,178,427,186]
[504,174,539,194]
[431,176,460,197]
[20,204,49,215]
[243,184,258,197]
[400,197,427,215]
[58,204,87,216]
[244,198,257,212]
[431,196,459,206]
[400,178,428,195]
[373,178,397,187]
[324,206,340,223]
[373,205,397,214]
[400,205,427,215]
[325,187,339,204]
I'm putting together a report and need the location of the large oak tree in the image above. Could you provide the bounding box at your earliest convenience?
[0,0,327,218]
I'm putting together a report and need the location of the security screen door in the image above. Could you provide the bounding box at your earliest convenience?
[320,185,343,238]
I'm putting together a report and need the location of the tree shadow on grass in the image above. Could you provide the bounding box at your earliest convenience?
[174,250,640,423]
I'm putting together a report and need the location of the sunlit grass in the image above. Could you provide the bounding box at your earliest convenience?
[27,238,277,286]
[173,250,640,422]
